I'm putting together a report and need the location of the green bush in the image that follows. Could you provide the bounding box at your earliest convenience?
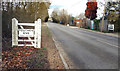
[52,17,59,23]
[93,19,100,30]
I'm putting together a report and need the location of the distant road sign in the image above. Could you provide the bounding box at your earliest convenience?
[108,24,114,31]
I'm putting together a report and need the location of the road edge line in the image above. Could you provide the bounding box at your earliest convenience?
[46,23,69,69]
[52,35,69,69]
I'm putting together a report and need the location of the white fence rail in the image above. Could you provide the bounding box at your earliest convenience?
[12,18,41,48]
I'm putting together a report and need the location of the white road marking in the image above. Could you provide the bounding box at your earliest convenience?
[97,39,118,48]
[52,37,69,69]
[47,23,69,69]
[68,26,119,48]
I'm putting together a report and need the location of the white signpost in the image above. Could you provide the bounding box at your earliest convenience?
[12,18,41,48]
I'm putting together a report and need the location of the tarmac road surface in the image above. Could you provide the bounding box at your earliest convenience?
[47,22,118,69]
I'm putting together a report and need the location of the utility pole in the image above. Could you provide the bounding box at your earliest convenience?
[101,0,107,32]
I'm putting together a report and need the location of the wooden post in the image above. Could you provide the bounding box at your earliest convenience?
[101,0,107,32]
[12,18,18,47]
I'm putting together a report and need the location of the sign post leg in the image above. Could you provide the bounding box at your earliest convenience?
[12,18,18,47]
[37,19,41,48]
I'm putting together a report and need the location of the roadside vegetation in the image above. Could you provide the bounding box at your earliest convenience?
[51,9,73,25]
[2,46,49,69]
[2,23,65,69]
[2,2,50,51]
[51,1,119,33]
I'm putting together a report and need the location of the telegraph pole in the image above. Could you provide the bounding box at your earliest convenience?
[101,0,107,32]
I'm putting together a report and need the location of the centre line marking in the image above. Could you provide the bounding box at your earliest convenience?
[97,39,118,48]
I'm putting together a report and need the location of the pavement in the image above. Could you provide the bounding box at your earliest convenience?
[47,22,119,69]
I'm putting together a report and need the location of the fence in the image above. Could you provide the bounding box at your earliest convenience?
[12,18,41,48]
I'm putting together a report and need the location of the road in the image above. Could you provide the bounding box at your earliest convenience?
[47,22,118,69]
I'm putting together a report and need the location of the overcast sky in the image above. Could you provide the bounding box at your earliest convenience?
[48,0,106,19]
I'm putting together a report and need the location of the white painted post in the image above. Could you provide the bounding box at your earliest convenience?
[35,21,37,48]
[37,19,41,48]
[12,18,18,47]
